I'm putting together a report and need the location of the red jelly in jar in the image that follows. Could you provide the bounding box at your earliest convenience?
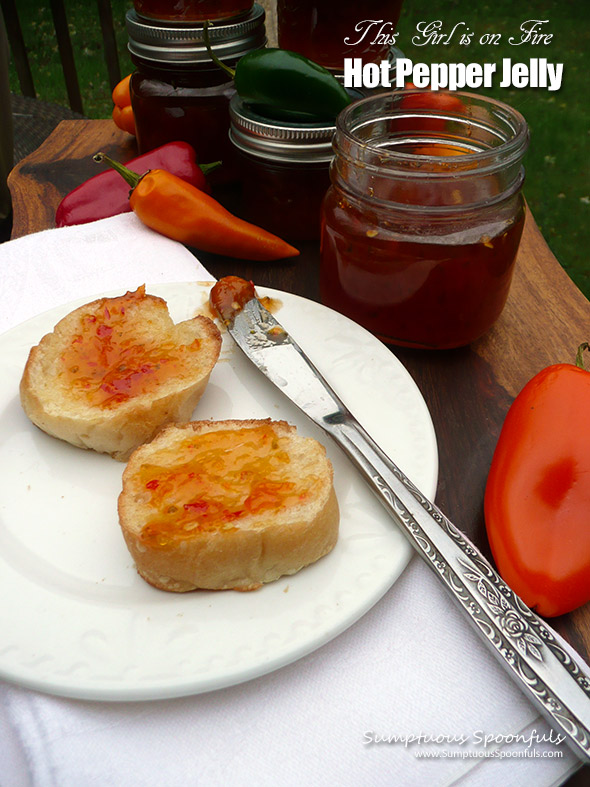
[277,0,403,71]
[126,7,266,166]
[320,91,529,349]
[133,0,254,23]
[229,95,336,241]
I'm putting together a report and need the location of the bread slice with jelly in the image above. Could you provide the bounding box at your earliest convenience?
[20,286,222,461]
[118,419,339,591]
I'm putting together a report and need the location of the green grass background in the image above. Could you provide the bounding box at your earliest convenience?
[6,0,590,297]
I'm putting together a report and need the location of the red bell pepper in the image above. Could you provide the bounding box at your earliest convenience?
[484,343,590,618]
[55,142,219,227]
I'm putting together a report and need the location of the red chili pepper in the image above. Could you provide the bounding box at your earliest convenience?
[484,343,590,617]
[112,74,136,136]
[56,142,219,227]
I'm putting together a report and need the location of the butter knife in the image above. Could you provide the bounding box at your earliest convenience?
[211,280,590,763]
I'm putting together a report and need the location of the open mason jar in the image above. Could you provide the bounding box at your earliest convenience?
[320,91,530,349]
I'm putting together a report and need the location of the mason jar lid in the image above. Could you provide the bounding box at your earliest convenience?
[229,95,343,164]
[126,4,266,64]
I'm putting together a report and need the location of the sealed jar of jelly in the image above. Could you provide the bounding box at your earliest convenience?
[133,0,254,23]
[229,95,336,241]
[320,91,529,349]
[277,0,404,71]
[126,6,265,167]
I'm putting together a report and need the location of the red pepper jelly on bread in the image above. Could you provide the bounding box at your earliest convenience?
[137,423,319,549]
[59,287,201,408]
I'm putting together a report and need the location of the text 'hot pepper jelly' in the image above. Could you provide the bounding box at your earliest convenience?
[126,6,266,169]
[320,91,529,349]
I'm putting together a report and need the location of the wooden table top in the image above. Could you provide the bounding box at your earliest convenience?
[7,119,590,671]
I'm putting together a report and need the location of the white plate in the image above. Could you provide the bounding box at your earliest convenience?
[0,282,437,701]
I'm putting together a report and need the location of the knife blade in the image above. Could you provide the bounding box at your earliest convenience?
[213,280,590,763]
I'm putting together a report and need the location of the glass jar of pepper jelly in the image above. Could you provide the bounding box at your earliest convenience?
[320,91,529,349]
[126,6,265,169]
[133,0,254,23]
[277,0,404,71]
[228,95,336,241]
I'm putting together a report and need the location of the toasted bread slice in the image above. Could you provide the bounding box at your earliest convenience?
[20,286,222,461]
[118,419,339,591]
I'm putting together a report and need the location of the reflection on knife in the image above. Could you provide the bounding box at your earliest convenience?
[209,276,590,763]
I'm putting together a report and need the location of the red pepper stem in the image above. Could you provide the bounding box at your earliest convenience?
[199,161,222,176]
[575,342,590,370]
[93,152,144,190]
[203,21,236,79]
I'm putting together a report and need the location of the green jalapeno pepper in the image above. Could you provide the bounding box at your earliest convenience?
[204,23,351,121]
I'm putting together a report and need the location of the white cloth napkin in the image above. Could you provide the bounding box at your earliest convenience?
[0,213,213,334]
[0,214,584,786]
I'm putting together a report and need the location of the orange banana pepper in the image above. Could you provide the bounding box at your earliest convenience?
[94,153,299,261]
[112,75,136,136]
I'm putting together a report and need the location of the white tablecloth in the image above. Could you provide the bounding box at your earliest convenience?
[0,214,584,786]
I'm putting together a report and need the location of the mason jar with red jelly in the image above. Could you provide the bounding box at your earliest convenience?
[229,95,338,241]
[133,0,254,23]
[126,6,265,168]
[277,0,403,71]
[320,91,529,349]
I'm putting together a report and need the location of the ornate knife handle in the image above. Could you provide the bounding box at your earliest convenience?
[327,414,590,763]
